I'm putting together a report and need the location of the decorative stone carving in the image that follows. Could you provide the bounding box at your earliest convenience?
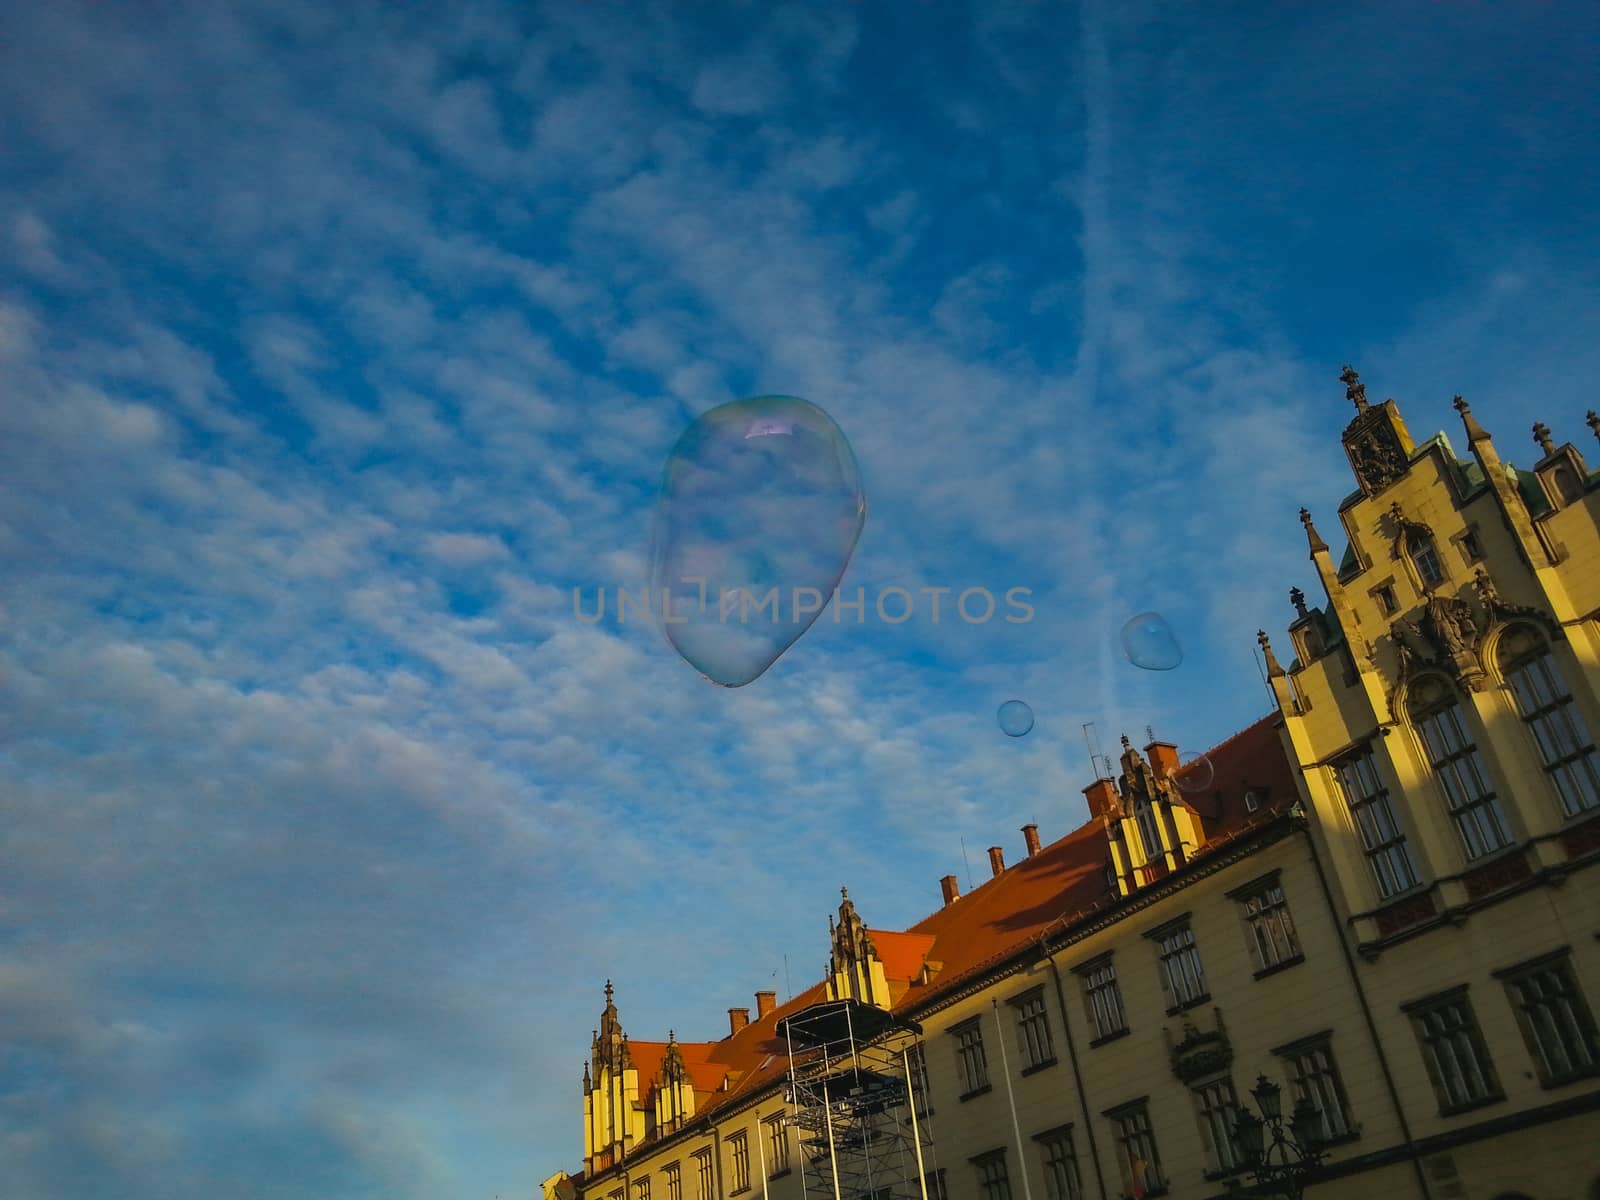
[1347,426,1409,493]
[1473,567,1562,638]
[1169,1016,1233,1084]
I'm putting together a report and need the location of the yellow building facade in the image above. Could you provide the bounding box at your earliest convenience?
[550,374,1600,1200]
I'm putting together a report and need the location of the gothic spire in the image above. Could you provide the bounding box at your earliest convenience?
[1587,411,1599,445]
[1257,630,1286,678]
[1299,507,1328,555]
[1453,395,1491,444]
[1289,587,1308,619]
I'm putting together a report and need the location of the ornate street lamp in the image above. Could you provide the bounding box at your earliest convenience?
[1231,1074,1327,1200]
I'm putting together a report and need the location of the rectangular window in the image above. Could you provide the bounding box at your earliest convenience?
[1375,585,1399,615]
[634,1180,651,1200]
[1079,957,1128,1041]
[1404,987,1504,1114]
[1193,1078,1244,1173]
[972,1149,1013,1200]
[924,1170,950,1200]
[1151,920,1208,1011]
[906,1041,933,1115]
[1458,531,1483,563]
[1035,1125,1083,1200]
[1495,951,1600,1087]
[1334,746,1421,898]
[953,1018,990,1096]
[665,1165,682,1200]
[1506,648,1600,818]
[1234,877,1302,973]
[763,1114,789,1176]
[728,1132,750,1193]
[694,1149,714,1200]
[1012,988,1056,1070]
[1275,1035,1356,1141]
[1414,700,1514,859]
[1107,1101,1164,1197]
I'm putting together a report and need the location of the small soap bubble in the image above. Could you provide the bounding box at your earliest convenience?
[997,700,1035,738]
[1171,752,1214,793]
[1120,611,1182,671]
[650,395,867,687]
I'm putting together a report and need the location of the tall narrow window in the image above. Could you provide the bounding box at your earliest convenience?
[1408,677,1513,859]
[953,1018,990,1096]
[923,1170,949,1200]
[728,1132,750,1193]
[1232,874,1303,974]
[665,1164,682,1200]
[1333,746,1421,898]
[972,1149,1013,1200]
[1410,534,1444,587]
[1106,1101,1164,1196]
[1078,956,1128,1042]
[1500,627,1600,818]
[634,1179,652,1200]
[694,1149,714,1200]
[906,1041,933,1116]
[1403,986,1504,1114]
[1035,1126,1083,1200]
[1193,1078,1245,1173]
[1274,1034,1356,1141]
[1134,795,1163,861]
[1012,988,1056,1071]
[1494,950,1600,1087]
[763,1115,789,1176]
[1150,919,1208,1011]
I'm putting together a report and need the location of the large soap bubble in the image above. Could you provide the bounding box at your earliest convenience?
[1120,611,1182,671]
[1171,751,1214,793]
[650,395,867,687]
[997,700,1034,738]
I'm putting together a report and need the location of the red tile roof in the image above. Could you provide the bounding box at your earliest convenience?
[604,713,1297,1158]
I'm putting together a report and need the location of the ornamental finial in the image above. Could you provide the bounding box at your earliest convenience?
[1340,365,1369,413]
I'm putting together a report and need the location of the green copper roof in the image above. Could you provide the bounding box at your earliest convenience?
[1514,466,1551,517]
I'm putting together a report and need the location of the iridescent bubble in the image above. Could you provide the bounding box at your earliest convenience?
[1171,751,1214,793]
[1120,611,1182,671]
[650,395,867,687]
[997,700,1034,738]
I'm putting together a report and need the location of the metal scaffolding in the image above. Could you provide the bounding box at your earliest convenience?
[779,999,938,1200]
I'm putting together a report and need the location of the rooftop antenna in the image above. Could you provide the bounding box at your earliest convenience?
[1252,644,1275,704]
[783,955,792,1002]
[1081,722,1100,780]
[960,837,974,892]
[1144,724,1155,744]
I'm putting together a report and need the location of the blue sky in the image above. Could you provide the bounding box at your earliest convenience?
[2,1,1596,1195]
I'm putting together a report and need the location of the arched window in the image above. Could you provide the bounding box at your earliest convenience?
[1408,532,1444,588]
[1499,626,1600,818]
[1552,463,1583,505]
[1407,676,1514,859]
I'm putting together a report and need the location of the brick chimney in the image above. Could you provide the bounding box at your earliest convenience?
[728,1007,750,1035]
[755,991,776,1020]
[1022,824,1041,857]
[940,874,960,906]
[1084,776,1120,821]
[1145,740,1179,780]
[988,846,1005,878]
